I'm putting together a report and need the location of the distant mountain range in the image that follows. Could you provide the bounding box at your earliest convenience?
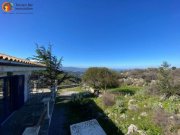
[62,66,129,73]
[62,67,87,72]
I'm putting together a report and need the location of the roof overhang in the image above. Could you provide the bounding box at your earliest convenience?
[0,65,46,72]
[0,53,46,72]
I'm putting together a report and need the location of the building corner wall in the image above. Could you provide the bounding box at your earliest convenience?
[24,72,31,102]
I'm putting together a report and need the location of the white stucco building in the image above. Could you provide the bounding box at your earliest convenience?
[0,53,46,124]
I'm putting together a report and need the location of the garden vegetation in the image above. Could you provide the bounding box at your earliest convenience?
[72,62,180,135]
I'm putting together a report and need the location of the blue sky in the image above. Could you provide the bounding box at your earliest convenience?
[0,0,180,68]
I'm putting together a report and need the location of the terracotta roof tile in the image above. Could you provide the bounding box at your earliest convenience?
[0,53,46,67]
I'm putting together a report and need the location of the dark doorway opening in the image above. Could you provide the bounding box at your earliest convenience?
[0,75,25,124]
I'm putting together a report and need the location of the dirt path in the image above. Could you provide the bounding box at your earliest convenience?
[48,90,79,135]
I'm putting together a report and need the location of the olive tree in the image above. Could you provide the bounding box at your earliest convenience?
[83,67,119,91]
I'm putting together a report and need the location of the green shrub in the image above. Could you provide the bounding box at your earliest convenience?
[83,67,119,90]
[115,99,126,113]
[102,93,115,106]
[116,99,125,108]
[71,92,92,105]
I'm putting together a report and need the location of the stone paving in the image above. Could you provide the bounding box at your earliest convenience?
[0,92,52,135]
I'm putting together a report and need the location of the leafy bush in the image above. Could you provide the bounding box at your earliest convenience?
[110,86,141,95]
[145,81,160,95]
[142,71,158,83]
[115,99,126,113]
[83,67,119,90]
[162,99,180,114]
[157,62,176,97]
[123,78,133,85]
[145,62,180,97]
[152,108,180,135]
[71,92,92,105]
[102,93,115,106]
[71,93,84,104]
[116,99,125,108]
[153,108,169,127]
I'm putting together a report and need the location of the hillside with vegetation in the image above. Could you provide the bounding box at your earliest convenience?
[29,45,179,135]
[68,62,180,135]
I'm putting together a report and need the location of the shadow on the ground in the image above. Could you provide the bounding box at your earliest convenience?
[0,93,51,135]
[55,93,124,135]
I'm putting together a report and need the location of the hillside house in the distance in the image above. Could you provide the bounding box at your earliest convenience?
[0,53,46,125]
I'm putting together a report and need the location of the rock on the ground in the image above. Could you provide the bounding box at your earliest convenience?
[176,114,180,118]
[120,114,127,119]
[160,94,167,101]
[178,129,180,135]
[128,104,138,111]
[158,102,163,108]
[140,112,148,117]
[137,130,146,135]
[126,124,138,135]
[128,99,139,111]
[128,99,136,105]
[126,124,146,135]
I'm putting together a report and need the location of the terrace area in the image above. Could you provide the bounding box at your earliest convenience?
[0,88,54,135]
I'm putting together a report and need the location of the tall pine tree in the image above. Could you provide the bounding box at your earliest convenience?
[31,44,69,87]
